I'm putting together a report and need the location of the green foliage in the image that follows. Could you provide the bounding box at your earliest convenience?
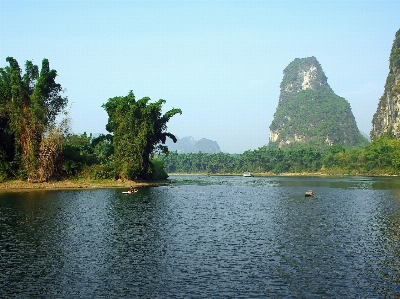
[77,161,120,180]
[150,158,169,180]
[55,134,400,179]
[271,57,367,150]
[61,133,118,179]
[161,151,237,174]
[160,136,400,176]
[102,91,182,180]
[161,145,323,175]
[270,86,367,149]
[321,145,345,168]
[91,134,113,164]
[371,29,400,141]
[0,57,68,181]
[62,133,96,176]
[2,51,399,182]
[390,29,400,69]
[363,135,400,174]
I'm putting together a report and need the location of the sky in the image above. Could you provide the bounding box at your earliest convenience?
[1,0,399,153]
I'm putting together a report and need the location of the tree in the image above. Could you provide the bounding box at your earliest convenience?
[62,133,96,176]
[0,57,68,181]
[91,134,113,164]
[102,91,181,180]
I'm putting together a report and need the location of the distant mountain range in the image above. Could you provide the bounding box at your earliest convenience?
[165,136,221,154]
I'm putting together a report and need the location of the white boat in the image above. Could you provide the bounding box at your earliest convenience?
[122,190,138,194]
[243,172,254,177]
[305,190,314,197]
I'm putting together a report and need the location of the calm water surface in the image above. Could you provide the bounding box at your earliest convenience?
[1,175,400,298]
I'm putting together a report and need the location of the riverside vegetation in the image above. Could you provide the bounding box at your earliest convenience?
[161,135,400,176]
[1,29,400,188]
[0,57,181,186]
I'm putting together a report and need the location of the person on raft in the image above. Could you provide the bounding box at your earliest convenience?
[305,189,314,197]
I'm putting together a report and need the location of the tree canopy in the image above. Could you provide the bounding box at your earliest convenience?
[0,57,68,181]
[102,91,182,180]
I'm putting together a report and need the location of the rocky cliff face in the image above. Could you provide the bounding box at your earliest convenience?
[371,29,400,141]
[269,57,367,148]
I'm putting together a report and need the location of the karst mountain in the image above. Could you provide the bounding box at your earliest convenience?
[269,56,367,149]
[371,29,400,140]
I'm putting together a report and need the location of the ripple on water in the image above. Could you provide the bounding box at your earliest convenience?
[1,177,400,298]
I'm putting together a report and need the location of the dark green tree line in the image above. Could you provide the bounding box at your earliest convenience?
[160,137,400,176]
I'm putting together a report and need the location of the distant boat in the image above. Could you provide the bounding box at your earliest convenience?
[122,189,138,194]
[305,190,314,197]
[243,172,254,177]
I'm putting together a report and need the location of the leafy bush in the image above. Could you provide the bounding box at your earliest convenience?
[150,158,168,180]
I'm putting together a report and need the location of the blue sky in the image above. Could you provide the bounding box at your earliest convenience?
[1,0,399,153]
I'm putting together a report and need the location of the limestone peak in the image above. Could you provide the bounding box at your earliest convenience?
[269,57,367,149]
[371,29,400,140]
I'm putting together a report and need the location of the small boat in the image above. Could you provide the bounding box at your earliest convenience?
[305,190,314,197]
[122,189,138,194]
[243,172,254,177]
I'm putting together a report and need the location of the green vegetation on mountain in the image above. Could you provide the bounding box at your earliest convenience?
[390,29,400,69]
[371,29,400,140]
[270,86,366,147]
[270,57,367,149]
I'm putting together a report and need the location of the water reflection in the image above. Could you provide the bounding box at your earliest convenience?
[1,176,400,298]
[372,196,400,298]
[268,188,382,297]
[1,191,65,296]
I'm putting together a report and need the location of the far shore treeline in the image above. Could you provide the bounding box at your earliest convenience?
[161,137,400,176]
[1,57,400,183]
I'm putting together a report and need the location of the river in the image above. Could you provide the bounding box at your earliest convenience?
[1,175,400,298]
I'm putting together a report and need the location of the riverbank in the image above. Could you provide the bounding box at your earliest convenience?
[1,171,395,191]
[0,179,170,191]
[169,171,398,177]
[0,173,325,191]
[169,172,332,177]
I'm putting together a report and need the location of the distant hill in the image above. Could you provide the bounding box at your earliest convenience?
[371,29,400,140]
[165,136,221,154]
[269,56,367,149]
[361,132,371,142]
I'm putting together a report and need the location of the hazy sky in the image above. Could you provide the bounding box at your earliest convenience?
[1,0,399,153]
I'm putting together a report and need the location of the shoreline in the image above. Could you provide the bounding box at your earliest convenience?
[0,179,170,192]
[1,172,397,191]
[169,172,348,177]
[169,172,398,177]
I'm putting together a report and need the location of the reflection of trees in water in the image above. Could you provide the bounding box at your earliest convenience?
[0,191,66,296]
